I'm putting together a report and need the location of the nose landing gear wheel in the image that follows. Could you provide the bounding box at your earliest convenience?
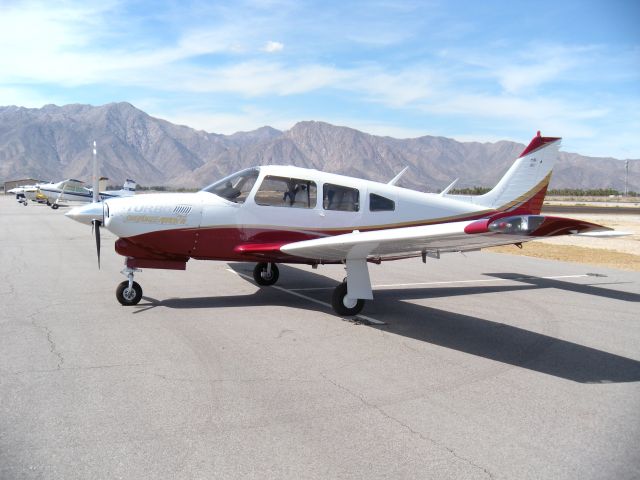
[253,262,279,286]
[332,282,365,316]
[116,280,143,305]
[51,204,59,210]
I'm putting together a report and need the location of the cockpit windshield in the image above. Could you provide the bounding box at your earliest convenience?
[201,168,260,203]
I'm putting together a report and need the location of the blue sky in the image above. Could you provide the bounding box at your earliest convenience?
[1,0,638,158]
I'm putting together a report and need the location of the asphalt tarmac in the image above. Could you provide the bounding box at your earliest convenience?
[2,195,639,479]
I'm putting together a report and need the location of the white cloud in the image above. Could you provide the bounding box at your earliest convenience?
[262,41,284,53]
[172,61,350,96]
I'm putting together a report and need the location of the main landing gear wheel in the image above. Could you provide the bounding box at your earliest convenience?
[253,262,279,286]
[51,204,59,210]
[116,280,143,306]
[332,282,365,316]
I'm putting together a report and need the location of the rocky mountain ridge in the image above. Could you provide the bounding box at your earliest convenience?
[0,102,636,192]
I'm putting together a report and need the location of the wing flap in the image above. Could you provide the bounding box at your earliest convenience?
[280,215,617,262]
[280,221,512,261]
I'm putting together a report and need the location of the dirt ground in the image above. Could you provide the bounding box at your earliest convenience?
[487,213,640,271]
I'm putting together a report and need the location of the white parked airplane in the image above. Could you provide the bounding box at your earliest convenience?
[38,178,137,209]
[7,185,32,205]
[66,132,622,315]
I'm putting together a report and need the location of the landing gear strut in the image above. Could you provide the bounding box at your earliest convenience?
[116,266,143,305]
[253,262,279,286]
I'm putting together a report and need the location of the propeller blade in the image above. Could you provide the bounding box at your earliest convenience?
[93,220,101,269]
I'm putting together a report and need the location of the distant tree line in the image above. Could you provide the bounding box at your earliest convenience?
[448,187,491,195]
[448,186,637,197]
[108,185,198,192]
[546,188,637,197]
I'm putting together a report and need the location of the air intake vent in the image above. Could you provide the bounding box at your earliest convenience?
[173,205,192,216]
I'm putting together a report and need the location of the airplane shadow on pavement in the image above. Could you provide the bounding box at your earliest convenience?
[135,263,640,384]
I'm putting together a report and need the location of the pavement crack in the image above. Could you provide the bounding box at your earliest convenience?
[27,311,64,370]
[321,372,494,479]
[41,323,65,369]
[7,363,147,375]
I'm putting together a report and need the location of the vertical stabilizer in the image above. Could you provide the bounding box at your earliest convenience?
[445,132,561,214]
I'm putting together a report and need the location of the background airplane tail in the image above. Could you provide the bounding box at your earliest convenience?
[445,132,561,214]
[123,179,137,192]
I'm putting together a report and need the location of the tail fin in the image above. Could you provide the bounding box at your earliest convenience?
[446,132,561,214]
[123,179,137,192]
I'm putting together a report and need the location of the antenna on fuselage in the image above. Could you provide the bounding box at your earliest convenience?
[439,178,459,196]
[388,166,409,186]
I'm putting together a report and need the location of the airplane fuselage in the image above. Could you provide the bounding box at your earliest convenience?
[99,166,491,266]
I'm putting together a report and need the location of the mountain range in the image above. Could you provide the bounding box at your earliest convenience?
[0,102,636,192]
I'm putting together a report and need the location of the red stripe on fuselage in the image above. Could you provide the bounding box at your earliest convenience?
[116,209,498,264]
[114,175,554,265]
[507,182,549,215]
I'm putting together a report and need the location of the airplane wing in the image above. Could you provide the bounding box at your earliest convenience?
[280,215,613,262]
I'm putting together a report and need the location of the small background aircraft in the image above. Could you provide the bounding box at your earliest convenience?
[39,177,137,209]
[7,185,47,205]
[67,132,623,315]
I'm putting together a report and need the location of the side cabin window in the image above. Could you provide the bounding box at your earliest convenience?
[369,193,395,211]
[254,175,317,208]
[202,168,259,204]
[66,182,86,193]
[323,183,359,212]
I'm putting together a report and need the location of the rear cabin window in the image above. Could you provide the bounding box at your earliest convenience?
[323,183,359,212]
[254,176,317,208]
[369,193,395,211]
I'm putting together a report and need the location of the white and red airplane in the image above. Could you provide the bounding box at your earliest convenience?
[66,132,620,315]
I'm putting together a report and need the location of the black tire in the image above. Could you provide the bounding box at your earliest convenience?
[46,201,51,206]
[51,204,59,210]
[253,262,279,286]
[332,282,365,316]
[116,280,143,306]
